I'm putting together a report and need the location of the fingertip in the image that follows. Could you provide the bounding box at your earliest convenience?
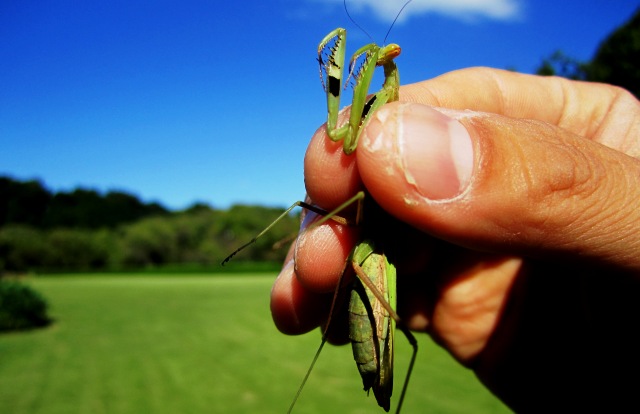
[304,124,364,210]
[294,219,359,293]
[271,260,329,335]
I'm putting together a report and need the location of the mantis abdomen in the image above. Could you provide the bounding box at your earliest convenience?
[349,241,396,412]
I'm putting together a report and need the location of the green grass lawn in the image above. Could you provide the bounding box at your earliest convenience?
[0,275,511,413]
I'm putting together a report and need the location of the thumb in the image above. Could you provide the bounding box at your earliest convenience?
[357,101,640,271]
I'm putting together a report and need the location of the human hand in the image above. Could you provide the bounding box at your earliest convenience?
[270,67,640,411]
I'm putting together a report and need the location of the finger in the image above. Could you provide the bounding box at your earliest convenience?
[294,211,360,293]
[270,259,331,335]
[270,211,360,335]
[304,121,364,211]
[357,101,640,271]
[400,67,640,157]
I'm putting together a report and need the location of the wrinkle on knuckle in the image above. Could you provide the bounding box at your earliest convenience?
[518,126,637,256]
[488,120,609,245]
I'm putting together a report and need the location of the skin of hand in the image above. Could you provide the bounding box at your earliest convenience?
[270,67,640,411]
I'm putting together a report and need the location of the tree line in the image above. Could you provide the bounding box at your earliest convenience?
[0,176,168,229]
[0,176,299,273]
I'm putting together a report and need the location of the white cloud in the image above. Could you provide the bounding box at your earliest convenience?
[312,0,523,23]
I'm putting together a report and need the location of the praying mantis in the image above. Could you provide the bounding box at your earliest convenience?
[223,8,417,413]
[303,25,418,413]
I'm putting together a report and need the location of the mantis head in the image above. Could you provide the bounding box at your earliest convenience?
[377,44,401,66]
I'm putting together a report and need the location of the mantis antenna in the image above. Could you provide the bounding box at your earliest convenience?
[342,0,414,45]
[384,0,413,44]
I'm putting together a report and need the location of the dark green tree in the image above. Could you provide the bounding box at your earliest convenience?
[0,177,51,227]
[43,188,168,229]
[536,8,639,98]
[587,7,640,97]
[536,50,588,80]
[0,225,49,272]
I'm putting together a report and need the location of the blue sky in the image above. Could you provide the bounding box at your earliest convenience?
[1,0,637,210]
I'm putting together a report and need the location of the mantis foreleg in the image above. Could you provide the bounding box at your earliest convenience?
[318,28,401,154]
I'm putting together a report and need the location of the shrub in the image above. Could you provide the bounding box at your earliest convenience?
[0,280,51,332]
[0,225,49,272]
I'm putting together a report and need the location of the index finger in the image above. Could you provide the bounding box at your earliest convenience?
[401,67,639,154]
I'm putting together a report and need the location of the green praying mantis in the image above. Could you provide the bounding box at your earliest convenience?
[318,27,400,154]
[223,7,418,413]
